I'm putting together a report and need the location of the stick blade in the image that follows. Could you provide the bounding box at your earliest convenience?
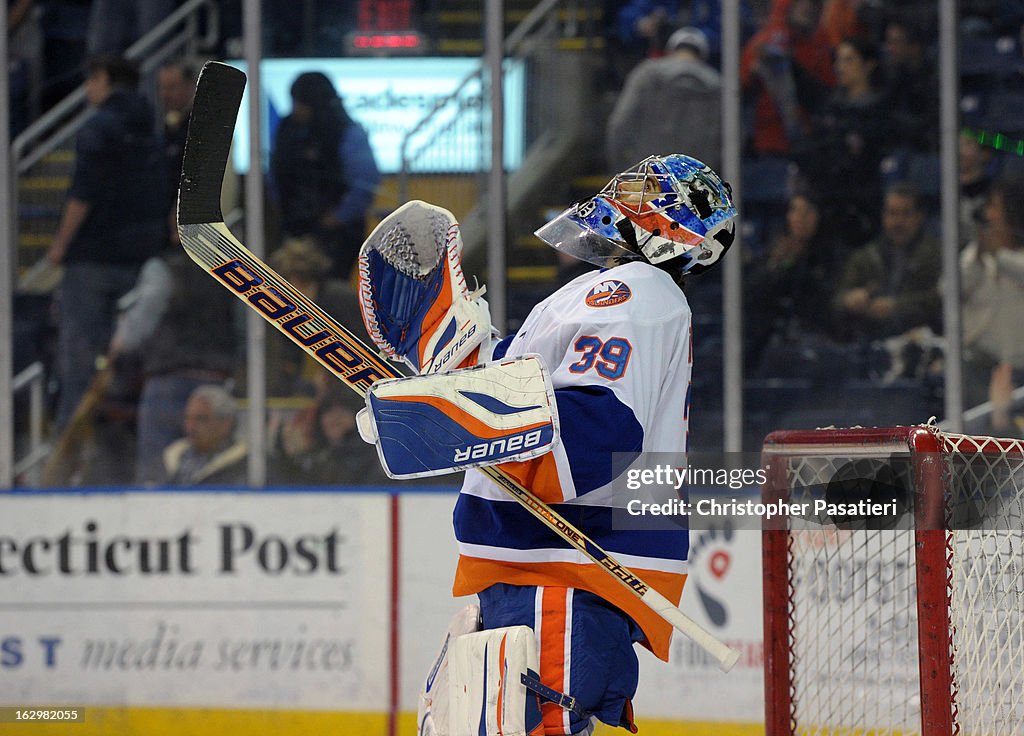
[177,61,245,226]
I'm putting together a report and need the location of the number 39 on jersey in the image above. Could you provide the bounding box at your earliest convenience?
[568,335,632,380]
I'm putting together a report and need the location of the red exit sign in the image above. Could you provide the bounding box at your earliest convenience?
[357,0,413,30]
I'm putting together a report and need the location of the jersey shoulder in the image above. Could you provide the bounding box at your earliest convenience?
[550,261,689,324]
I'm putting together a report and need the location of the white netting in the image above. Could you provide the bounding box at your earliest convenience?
[785,453,922,736]
[941,433,1024,734]
[766,429,1024,736]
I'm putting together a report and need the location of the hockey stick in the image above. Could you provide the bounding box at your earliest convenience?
[178,62,739,672]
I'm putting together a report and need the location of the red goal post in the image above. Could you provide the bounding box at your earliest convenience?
[761,425,1024,736]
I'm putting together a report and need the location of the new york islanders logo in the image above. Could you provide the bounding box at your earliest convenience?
[585,280,632,308]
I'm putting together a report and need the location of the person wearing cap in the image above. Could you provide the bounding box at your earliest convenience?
[606,26,722,173]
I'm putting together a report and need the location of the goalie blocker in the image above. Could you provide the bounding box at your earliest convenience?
[357,355,559,479]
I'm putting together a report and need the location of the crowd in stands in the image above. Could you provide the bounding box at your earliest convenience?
[14,0,1024,485]
[608,0,1024,442]
[19,2,382,485]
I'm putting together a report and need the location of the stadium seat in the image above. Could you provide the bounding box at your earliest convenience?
[986,90,1024,134]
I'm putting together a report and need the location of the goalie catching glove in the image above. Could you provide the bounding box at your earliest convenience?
[358,200,496,374]
[356,354,559,479]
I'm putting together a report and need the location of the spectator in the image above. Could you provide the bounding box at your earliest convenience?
[47,55,166,429]
[8,0,41,136]
[819,0,867,47]
[157,58,195,231]
[606,27,722,172]
[86,0,174,56]
[881,16,938,153]
[794,36,892,245]
[265,236,365,396]
[616,0,681,62]
[39,0,90,109]
[269,381,389,486]
[163,384,247,486]
[959,131,996,247]
[109,244,240,485]
[270,71,380,280]
[740,0,835,157]
[157,58,240,234]
[686,0,756,66]
[960,174,1024,428]
[745,192,842,367]
[833,182,941,342]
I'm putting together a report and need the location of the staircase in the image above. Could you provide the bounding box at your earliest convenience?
[396,0,612,329]
[16,145,74,281]
[504,170,616,329]
[11,0,220,283]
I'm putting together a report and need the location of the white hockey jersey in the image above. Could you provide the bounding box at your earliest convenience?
[453,261,692,661]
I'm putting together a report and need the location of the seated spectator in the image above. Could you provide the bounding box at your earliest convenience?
[163,385,247,486]
[960,131,997,247]
[269,71,380,280]
[265,236,365,397]
[961,173,1024,430]
[833,182,941,342]
[794,36,892,245]
[740,0,835,157]
[881,16,938,153]
[269,380,390,486]
[606,27,722,172]
[109,243,240,485]
[745,192,842,368]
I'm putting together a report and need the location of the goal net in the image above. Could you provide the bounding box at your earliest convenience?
[761,425,1024,736]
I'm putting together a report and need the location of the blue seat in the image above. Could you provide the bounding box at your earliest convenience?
[986,90,1024,134]
[742,157,793,205]
[905,152,942,199]
[960,35,1021,83]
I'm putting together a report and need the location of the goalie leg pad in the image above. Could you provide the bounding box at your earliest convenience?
[448,626,545,736]
[358,200,494,374]
[418,604,482,736]
[478,584,641,734]
[358,354,559,479]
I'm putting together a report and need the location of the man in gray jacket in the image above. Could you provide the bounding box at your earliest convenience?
[606,26,722,172]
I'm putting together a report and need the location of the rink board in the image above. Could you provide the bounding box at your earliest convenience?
[0,488,765,733]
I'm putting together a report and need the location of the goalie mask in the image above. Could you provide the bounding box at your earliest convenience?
[535,154,737,277]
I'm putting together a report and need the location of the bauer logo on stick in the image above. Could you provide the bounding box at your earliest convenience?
[210,257,390,392]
